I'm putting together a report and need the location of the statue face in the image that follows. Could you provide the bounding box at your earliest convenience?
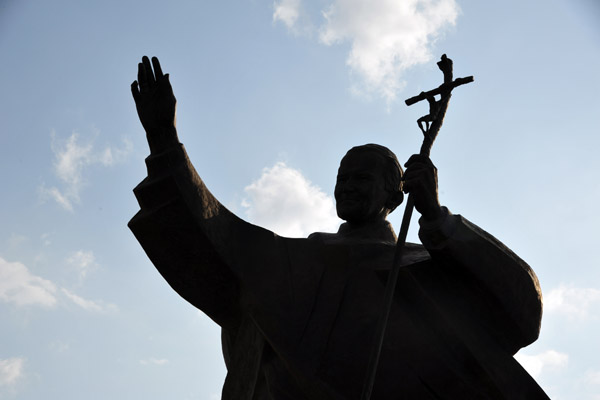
[335,151,391,224]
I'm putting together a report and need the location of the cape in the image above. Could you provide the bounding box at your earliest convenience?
[129,144,549,399]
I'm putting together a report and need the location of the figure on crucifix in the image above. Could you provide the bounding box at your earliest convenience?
[129,56,549,399]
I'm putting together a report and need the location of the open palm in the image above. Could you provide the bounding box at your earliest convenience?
[131,56,178,154]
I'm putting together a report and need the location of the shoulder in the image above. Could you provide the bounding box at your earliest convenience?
[401,242,431,266]
[307,232,338,242]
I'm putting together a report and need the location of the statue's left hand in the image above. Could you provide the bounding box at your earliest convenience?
[403,154,443,221]
[131,56,179,154]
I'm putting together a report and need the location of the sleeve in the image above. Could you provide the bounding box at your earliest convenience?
[127,144,322,341]
[128,144,245,329]
[416,207,543,354]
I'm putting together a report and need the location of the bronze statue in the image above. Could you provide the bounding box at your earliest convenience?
[129,56,549,399]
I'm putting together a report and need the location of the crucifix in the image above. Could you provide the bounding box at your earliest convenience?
[361,54,474,400]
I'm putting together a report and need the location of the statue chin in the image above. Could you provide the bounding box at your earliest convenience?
[336,205,364,224]
[337,202,389,226]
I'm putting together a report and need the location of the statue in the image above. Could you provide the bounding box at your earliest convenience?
[129,56,549,399]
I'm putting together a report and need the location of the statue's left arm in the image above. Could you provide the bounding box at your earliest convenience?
[417,208,543,353]
[404,155,542,354]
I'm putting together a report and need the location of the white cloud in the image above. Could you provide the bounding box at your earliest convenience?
[273,0,302,29]
[0,256,117,313]
[274,0,459,104]
[66,250,96,280]
[140,358,169,366]
[41,233,52,247]
[0,257,57,307]
[585,369,600,385]
[515,350,568,379]
[61,288,118,313]
[242,162,341,237]
[0,357,25,387]
[320,0,458,103]
[41,186,74,211]
[544,284,600,320]
[40,132,132,211]
[49,341,70,353]
[7,234,27,248]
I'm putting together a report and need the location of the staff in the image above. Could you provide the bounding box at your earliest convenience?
[360,54,474,400]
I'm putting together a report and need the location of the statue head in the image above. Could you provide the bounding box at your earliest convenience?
[335,144,404,225]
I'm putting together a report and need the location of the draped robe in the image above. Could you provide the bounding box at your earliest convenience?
[129,144,549,399]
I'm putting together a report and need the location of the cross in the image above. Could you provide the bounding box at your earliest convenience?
[360,54,474,400]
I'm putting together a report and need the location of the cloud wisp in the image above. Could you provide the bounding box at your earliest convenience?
[273,0,302,30]
[0,257,57,307]
[242,162,340,237]
[139,358,169,366]
[0,357,24,387]
[0,256,116,313]
[544,284,600,321]
[584,369,600,385]
[40,131,132,211]
[67,250,97,281]
[274,0,459,104]
[61,288,118,314]
[514,350,568,379]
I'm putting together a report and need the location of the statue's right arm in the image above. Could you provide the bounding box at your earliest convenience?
[129,57,239,329]
[128,57,313,335]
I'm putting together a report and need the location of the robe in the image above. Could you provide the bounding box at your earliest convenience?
[129,144,549,399]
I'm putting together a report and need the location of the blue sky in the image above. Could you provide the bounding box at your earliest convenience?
[1,0,599,398]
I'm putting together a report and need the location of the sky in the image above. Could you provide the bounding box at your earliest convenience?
[1,0,599,398]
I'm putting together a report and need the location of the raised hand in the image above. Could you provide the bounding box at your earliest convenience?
[131,56,179,154]
[403,154,443,222]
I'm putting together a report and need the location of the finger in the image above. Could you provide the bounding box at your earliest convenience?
[405,154,435,168]
[157,73,174,98]
[404,154,422,167]
[138,63,149,92]
[403,165,431,181]
[404,169,436,187]
[142,56,155,84]
[402,177,418,192]
[131,81,140,102]
[402,174,431,190]
[152,56,164,79]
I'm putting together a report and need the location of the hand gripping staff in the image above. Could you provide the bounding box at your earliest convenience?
[360,55,474,400]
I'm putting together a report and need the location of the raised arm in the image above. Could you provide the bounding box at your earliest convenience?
[128,56,246,328]
[128,57,311,331]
